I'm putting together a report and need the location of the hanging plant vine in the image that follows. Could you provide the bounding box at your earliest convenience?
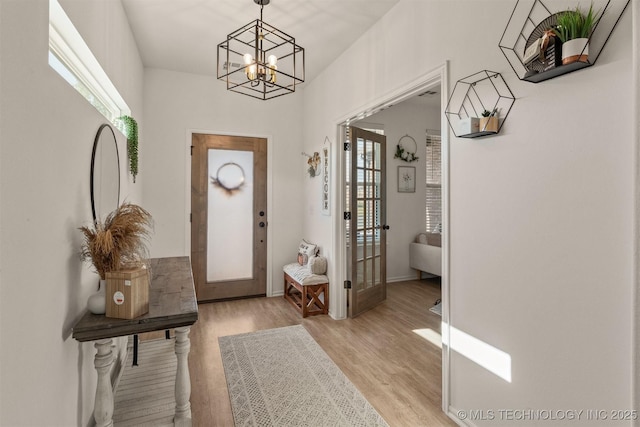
[118,115,139,182]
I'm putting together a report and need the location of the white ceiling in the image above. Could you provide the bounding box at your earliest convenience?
[121,0,400,83]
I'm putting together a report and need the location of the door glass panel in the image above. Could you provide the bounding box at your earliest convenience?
[374,256,380,285]
[356,260,364,290]
[207,149,254,281]
[366,254,374,288]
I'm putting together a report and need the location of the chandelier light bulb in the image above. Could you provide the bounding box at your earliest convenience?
[243,53,258,80]
[267,55,278,66]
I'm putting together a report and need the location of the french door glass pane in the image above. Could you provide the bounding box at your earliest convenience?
[207,149,254,281]
[356,260,364,290]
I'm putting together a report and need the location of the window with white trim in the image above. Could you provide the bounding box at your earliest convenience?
[48,0,130,123]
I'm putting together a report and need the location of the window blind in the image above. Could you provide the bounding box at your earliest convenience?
[425,131,442,233]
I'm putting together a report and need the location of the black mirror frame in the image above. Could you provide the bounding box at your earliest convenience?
[90,123,121,224]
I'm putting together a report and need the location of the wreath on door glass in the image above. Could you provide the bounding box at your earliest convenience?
[211,162,245,195]
[394,134,419,163]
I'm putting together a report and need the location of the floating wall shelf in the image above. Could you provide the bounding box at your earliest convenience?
[445,70,515,139]
[499,0,630,83]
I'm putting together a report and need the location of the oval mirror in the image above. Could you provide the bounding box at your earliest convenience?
[90,124,120,223]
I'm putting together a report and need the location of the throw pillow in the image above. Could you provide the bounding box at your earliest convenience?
[297,239,318,266]
[308,256,327,275]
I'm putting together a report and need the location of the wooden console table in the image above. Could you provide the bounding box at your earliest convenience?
[73,256,199,427]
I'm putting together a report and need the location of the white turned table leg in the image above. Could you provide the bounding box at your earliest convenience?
[93,339,114,427]
[174,327,192,426]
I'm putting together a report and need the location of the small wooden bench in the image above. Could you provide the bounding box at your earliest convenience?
[283,263,329,318]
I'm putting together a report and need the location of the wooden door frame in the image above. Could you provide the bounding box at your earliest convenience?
[184,129,274,297]
[331,62,450,412]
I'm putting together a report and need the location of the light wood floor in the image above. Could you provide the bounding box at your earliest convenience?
[142,277,454,426]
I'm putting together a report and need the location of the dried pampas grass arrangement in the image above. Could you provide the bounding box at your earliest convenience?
[80,202,153,279]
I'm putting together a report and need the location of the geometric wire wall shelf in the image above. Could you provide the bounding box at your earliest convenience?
[445,70,516,139]
[499,0,630,83]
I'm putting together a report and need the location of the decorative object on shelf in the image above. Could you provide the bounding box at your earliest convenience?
[79,202,153,280]
[321,137,331,216]
[479,108,499,133]
[445,70,515,139]
[394,134,419,162]
[211,162,246,194]
[117,115,138,183]
[553,4,600,65]
[302,151,321,177]
[499,0,630,83]
[217,0,305,100]
[457,117,479,135]
[79,202,153,316]
[523,21,563,75]
[106,266,150,319]
[87,279,107,314]
[398,166,416,193]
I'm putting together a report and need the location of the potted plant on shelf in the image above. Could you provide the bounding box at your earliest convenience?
[553,4,600,65]
[79,202,153,314]
[479,108,499,133]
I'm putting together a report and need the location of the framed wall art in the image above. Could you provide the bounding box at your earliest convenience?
[398,166,415,193]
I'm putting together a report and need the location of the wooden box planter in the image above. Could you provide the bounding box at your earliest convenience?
[105,266,149,319]
[479,116,499,133]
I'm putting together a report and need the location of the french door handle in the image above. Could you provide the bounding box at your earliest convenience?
[382,224,390,230]
[259,221,266,228]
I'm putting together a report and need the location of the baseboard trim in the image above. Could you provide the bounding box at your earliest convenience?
[388,274,418,283]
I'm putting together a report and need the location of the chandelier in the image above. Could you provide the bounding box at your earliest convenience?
[217,0,305,100]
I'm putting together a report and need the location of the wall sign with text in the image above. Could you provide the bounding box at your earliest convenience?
[321,144,330,216]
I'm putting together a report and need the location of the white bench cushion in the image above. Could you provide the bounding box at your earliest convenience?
[283,263,328,285]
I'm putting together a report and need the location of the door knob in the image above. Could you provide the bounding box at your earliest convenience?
[382,224,390,230]
[259,221,266,228]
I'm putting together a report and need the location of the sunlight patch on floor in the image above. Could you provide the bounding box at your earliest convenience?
[413,328,443,348]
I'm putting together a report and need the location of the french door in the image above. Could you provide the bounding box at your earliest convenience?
[347,127,388,317]
[191,133,267,302]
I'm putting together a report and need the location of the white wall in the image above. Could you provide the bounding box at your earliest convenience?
[142,68,304,294]
[303,0,633,423]
[354,101,441,281]
[0,0,143,425]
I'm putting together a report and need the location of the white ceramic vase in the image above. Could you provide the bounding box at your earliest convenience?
[562,38,589,65]
[87,279,106,314]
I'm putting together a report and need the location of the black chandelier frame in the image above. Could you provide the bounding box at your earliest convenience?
[217,1,305,100]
